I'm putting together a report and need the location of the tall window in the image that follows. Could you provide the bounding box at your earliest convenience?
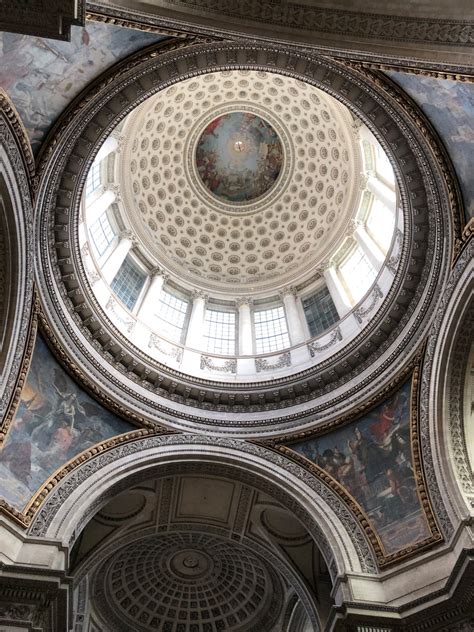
[339,246,376,304]
[375,142,395,186]
[366,198,395,254]
[154,290,188,343]
[85,162,101,197]
[254,306,290,354]
[203,309,236,355]
[89,212,114,257]
[302,286,339,337]
[111,257,146,310]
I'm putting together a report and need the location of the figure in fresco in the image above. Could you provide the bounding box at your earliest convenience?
[292,380,430,555]
[195,111,283,203]
[0,336,132,510]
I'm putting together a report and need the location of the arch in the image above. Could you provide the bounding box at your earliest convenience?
[424,238,474,527]
[0,90,34,438]
[34,39,458,436]
[27,435,378,576]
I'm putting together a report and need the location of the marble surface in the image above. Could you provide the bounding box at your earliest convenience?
[388,72,474,221]
[0,24,165,152]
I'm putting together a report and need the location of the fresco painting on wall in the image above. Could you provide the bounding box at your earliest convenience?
[0,336,133,510]
[0,25,165,152]
[388,72,474,220]
[291,379,431,555]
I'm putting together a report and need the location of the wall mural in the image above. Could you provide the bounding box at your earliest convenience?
[388,72,474,221]
[290,379,431,556]
[0,335,133,510]
[195,112,283,203]
[0,25,165,152]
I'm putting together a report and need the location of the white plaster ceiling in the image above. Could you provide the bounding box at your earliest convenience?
[118,70,362,296]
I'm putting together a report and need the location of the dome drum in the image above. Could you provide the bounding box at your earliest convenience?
[35,41,455,435]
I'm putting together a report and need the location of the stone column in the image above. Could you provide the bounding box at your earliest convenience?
[354,223,385,269]
[367,175,396,213]
[322,261,353,317]
[280,287,306,346]
[86,187,116,221]
[137,268,167,321]
[185,290,207,351]
[101,231,133,284]
[237,297,253,355]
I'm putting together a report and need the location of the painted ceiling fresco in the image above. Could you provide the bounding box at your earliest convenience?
[0,25,165,152]
[196,112,283,203]
[0,336,133,510]
[388,72,474,221]
[290,379,432,556]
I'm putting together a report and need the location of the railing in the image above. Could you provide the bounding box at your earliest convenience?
[81,240,398,382]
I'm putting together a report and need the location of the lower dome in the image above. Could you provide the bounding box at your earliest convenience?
[91,532,282,631]
[195,111,283,203]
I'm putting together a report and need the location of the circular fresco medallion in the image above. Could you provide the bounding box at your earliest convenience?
[195,111,284,203]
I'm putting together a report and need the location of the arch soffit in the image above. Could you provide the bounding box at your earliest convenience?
[26,435,379,576]
[0,90,35,441]
[33,39,460,435]
[423,238,474,523]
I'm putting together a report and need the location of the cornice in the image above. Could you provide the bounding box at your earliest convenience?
[33,40,456,435]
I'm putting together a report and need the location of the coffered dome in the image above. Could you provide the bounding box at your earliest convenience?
[118,70,360,295]
[91,532,283,632]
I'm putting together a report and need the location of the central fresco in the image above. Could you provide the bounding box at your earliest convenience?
[195,112,283,203]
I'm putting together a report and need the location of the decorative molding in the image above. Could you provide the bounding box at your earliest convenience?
[0,91,35,444]
[200,355,237,374]
[308,327,342,357]
[0,0,85,41]
[448,307,474,498]
[148,332,183,362]
[255,352,291,373]
[105,296,135,333]
[418,240,474,540]
[27,436,378,574]
[354,284,384,324]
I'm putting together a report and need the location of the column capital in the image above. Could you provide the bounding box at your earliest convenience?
[346,218,363,236]
[278,286,298,300]
[236,296,253,308]
[107,183,121,203]
[191,289,208,303]
[320,258,336,272]
[149,266,169,281]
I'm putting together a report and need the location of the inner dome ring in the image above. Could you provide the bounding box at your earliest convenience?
[185,102,293,214]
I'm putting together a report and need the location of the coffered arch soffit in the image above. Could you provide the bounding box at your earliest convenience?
[34,40,461,436]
